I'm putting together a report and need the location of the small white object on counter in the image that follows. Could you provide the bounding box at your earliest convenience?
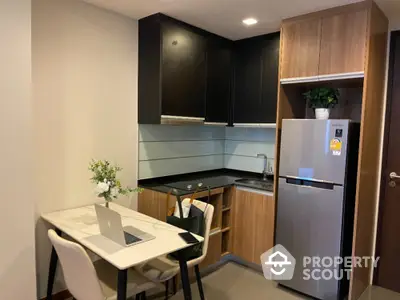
[173,201,191,218]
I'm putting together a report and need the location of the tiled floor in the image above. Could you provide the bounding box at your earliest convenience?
[66,262,400,300]
[167,262,310,300]
[167,262,400,300]
[358,285,400,300]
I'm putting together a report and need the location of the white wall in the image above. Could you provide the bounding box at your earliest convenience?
[138,125,276,179]
[224,127,275,173]
[0,0,37,299]
[139,125,225,179]
[32,0,139,297]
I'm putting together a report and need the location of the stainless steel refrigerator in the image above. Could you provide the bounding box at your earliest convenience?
[275,119,360,300]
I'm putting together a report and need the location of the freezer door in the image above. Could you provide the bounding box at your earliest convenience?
[275,178,344,300]
[280,119,350,185]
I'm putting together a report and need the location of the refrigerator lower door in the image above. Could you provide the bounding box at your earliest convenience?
[279,119,350,185]
[276,178,344,300]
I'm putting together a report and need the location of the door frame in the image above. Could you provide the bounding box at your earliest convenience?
[373,30,400,285]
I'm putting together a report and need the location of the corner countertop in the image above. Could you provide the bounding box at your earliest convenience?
[138,169,274,196]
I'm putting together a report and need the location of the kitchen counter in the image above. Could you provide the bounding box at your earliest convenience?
[138,169,274,196]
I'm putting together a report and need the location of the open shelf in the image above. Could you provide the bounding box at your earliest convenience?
[191,190,223,231]
[221,227,230,233]
[222,210,231,229]
[221,251,230,257]
[222,230,231,254]
[222,188,234,210]
[210,228,221,235]
[281,84,364,121]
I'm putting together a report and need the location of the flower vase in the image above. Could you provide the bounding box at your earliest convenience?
[315,108,330,120]
[105,201,109,208]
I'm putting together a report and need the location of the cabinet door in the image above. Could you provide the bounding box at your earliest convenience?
[281,18,321,79]
[206,40,232,124]
[233,188,275,265]
[138,189,170,222]
[261,36,280,123]
[232,188,256,262]
[162,22,206,117]
[233,42,263,123]
[252,193,275,265]
[319,10,368,75]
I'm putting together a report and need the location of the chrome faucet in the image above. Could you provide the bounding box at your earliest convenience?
[257,153,269,180]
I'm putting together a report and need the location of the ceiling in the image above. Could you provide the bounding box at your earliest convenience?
[83,0,400,40]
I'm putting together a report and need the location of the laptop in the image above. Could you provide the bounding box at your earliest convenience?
[94,204,155,247]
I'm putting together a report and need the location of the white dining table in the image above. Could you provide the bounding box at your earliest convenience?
[42,202,203,300]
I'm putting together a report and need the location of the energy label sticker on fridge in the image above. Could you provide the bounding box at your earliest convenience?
[330,138,342,156]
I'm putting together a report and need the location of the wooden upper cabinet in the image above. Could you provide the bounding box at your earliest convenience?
[281,18,321,79]
[319,10,368,75]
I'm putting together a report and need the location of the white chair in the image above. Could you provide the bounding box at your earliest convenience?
[48,229,160,300]
[136,199,214,300]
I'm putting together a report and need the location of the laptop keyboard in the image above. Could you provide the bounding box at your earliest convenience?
[123,231,142,245]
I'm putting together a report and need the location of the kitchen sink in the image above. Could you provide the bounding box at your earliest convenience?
[235,178,273,191]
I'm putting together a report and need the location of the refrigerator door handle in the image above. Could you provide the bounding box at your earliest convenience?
[283,176,337,190]
[283,175,336,185]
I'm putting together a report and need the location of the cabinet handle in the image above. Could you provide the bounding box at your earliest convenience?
[233,123,276,128]
[204,122,228,126]
[161,115,205,125]
[280,72,364,85]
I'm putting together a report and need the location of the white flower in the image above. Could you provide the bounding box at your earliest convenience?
[110,187,119,198]
[96,182,110,194]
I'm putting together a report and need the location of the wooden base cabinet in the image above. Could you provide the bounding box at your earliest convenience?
[232,187,275,265]
[138,188,225,269]
[138,189,170,222]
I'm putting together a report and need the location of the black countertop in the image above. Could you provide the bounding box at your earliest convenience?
[138,169,274,196]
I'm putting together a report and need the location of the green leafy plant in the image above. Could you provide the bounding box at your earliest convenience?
[303,87,340,109]
[89,159,143,205]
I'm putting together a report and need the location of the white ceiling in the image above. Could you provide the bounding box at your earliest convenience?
[83,0,400,40]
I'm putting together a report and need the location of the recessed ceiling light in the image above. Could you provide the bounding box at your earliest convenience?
[242,18,258,26]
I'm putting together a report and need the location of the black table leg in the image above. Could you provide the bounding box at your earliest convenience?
[177,250,192,300]
[173,275,177,295]
[117,269,128,300]
[194,265,205,300]
[46,228,62,300]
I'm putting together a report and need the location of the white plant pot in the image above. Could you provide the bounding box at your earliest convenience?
[315,108,330,120]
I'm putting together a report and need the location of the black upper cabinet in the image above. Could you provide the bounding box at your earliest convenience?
[233,33,280,124]
[138,13,279,125]
[260,37,280,123]
[205,38,233,124]
[138,14,231,124]
[234,39,263,124]
[162,22,206,118]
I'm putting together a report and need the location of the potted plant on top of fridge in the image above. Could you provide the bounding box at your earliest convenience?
[303,87,340,120]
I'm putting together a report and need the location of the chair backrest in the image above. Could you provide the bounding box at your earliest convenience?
[181,199,214,266]
[47,229,105,300]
